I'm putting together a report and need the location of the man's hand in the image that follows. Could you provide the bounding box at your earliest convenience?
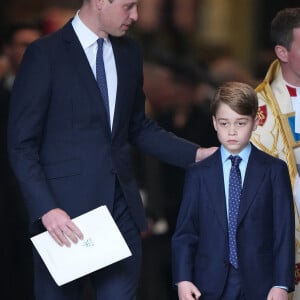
[41,208,84,247]
[178,281,201,300]
[267,287,288,300]
[196,147,218,162]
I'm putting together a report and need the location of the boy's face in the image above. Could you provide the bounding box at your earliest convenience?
[213,102,258,154]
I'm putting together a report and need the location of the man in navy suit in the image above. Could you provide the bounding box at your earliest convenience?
[172,82,295,300]
[7,0,217,299]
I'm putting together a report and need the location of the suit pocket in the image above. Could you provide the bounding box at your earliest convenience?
[42,159,81,179]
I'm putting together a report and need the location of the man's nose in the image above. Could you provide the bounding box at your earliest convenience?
[130,6,138,22]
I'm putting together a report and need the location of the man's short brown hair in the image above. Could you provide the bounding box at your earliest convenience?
[271,7,300,50]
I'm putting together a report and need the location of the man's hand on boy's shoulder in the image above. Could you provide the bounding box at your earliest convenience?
[177,281,201,300]
[267,286,288,300]
[196,147,218,162]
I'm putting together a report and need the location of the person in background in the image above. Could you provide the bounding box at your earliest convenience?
[156,58,219,233]
[0,21,42,300]
[250,8,300,297]
[172,82,294,300]
[7,0,217,299]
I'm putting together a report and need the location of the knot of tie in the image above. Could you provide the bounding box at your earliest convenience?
[229,155,242,168]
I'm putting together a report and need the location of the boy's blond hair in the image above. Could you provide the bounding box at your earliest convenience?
[211,81,258,118]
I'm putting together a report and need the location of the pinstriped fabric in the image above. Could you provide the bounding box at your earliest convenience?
[96,38,110,124]
[228,155,242,268]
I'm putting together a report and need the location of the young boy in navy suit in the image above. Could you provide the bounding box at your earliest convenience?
[172,82,295,300]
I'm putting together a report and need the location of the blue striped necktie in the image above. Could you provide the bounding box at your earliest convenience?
[96,38,110,124]
[228,155,242,268]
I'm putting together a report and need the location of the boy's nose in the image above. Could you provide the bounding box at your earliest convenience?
[228,125,237,134]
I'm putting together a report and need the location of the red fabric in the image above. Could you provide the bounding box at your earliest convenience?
[286,85,297,97]
[257,105,267,126]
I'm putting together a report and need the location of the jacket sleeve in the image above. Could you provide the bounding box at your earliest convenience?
[7,42,58,224]
[127,42,198,168]
[272,160,295,292]
[172,166,200,284]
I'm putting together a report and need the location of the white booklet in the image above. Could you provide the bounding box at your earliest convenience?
[31,205,132,286]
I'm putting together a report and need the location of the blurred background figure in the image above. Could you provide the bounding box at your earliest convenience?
[0,21,42,300]
[208,54,258,88]
[0,22,42,87]
[41,5,77,34]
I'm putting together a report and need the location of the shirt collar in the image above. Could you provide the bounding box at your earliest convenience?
[220,143,252,165]
[72,10,108,50]
[283,78,300,97]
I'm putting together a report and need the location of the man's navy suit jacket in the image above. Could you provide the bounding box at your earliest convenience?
[172,146,295,299]
[7,20,198,234]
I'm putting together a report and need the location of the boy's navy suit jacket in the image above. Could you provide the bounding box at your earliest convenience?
[7,20,198,234]
[172,145,295,299]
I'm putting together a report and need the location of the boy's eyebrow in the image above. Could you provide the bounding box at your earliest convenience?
[216,117,250,121]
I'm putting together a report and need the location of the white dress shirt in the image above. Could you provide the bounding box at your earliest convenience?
[72,11,117,129]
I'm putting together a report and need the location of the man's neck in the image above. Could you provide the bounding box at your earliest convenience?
[281,65,300,87]
[78,6,107,38]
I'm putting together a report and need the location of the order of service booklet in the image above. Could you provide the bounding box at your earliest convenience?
[31,205,132,286]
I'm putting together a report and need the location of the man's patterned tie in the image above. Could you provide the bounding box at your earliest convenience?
[96,38,110,124]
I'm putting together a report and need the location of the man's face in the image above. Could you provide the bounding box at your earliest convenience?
[283,27,300,85]
[98,0,139,37]
[5,28,41,73]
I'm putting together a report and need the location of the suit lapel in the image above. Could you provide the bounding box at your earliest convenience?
[205,151,228,234]
[62,21,111,134]
[205,147,267,232]
[110,37,131,138]
[237,146,267,225]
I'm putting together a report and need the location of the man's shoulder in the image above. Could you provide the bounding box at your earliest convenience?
[256,60,281,88]
[31,20,73,47]
[257,61,290,100]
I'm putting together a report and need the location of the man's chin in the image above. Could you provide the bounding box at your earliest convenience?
[112,30,127,37]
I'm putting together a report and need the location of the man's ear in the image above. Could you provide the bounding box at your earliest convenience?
[274,45,289,63]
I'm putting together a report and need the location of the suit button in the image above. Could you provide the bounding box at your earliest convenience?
[223,261,229,267]
[111,169,117,174]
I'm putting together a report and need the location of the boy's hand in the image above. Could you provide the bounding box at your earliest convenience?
[178,281,201,300]
[267,286,288,300]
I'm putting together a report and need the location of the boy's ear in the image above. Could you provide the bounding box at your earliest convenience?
[212,116,217,131]
[253,116,259,131]
[274,45,288,63]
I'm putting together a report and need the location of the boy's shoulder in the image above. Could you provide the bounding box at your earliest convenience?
[188,149,220,172]
[251,145,287,167]
[187,145,287,172]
